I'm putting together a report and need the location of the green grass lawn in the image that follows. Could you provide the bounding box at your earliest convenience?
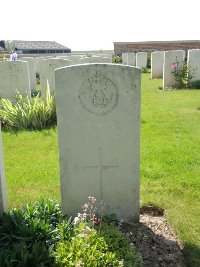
[1,73,200,266]
[2,129,60,207]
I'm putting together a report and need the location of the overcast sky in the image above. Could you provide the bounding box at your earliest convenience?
[1,0,199,51]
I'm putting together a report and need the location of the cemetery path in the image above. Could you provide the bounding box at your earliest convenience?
[119,208,187,267]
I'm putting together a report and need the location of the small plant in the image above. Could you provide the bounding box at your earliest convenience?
[112,55,122,64]
[98,223,143,267]
[0,51,7,61]
[74,196,104,227]
[71,196,143,267]
[171,59,196,88]
[147,53,151,69]
[141,67,149,73]
[55,222,123,267]
[0,86,56,130]
[0,198,74,266]
[36,72,40,84]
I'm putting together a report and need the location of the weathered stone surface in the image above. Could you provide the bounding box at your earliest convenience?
[122,53,128,65]
[39,58,70,96]
[136,52,147,68]
[55,63,141,221]
[0,61,31,100]
[163,50,185,89]
[0,123,7,214]
[18,57,36,92]
[151,51,164,79]
[79,56,112,64]
[187,49,200,83]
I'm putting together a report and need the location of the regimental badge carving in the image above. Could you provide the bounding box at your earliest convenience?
[79,72,119,115]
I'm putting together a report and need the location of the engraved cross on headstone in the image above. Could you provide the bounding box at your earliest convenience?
[81,147,118,200]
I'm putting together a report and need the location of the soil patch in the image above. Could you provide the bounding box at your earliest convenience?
[118,207,187,267]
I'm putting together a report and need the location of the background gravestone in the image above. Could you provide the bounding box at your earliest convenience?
[55,64,141,221]
[57,55,86,65]
[187,49,200,84]
[0,123,7,214]
[163,50,185,89]
[122,53,136,66]
[122,53,128,65]
[79,56,112,64]
[136,52,147,69]
[34,56,50,75]
[0,61,31,100]
[151,51,164,79]
[127,52,136,66]
[39,58,70,96]
[18,57,36,93]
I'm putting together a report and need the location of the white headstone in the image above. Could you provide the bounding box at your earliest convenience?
[122,53,128,65]
[136,52,147,69]
[79,56,112,64]
[55,64,141,222]
[0,61,31,100]
[163,50,185,89]
[187,49,200,83]
[151,51,164,79]
[34,56,52,74]
[40,58,70,96]
[0,123,7,214]
[122,53,136,66]
[127,52,136,66]
[57,55,86,65]
[18,57,36,92]
[34,57,46,74]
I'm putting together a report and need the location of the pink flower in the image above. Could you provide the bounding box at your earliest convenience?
[171,63,177,69]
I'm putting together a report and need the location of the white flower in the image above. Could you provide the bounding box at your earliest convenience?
[73,216,81,225]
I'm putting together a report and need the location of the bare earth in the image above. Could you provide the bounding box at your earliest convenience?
[119,207,187,267]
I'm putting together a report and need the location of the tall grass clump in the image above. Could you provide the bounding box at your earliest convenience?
[0,86,56,130]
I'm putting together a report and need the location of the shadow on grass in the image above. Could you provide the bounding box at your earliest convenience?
[183,242,200,267]
[1,124,57,135]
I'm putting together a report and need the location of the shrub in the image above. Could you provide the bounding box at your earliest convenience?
[0,51,7,61]
[191,80,200,89]
[72,196,143,267]
[0,241,53,267]
[147,53,151,69]
[97,223,143,267]
[171,60,196,88]
[55,222,122,267]
[0,86,56,130]
[0,198,74,266]
[112,55,122,64]
[0,197,143,266]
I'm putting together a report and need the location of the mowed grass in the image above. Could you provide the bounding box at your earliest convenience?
[141,73,200,266]
[2,129,60,207]
[1,73,200,266]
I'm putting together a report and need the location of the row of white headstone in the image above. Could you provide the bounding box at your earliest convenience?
[123,49,200,89]
[1,50,200,101]
[0,55,112,100]
[0,63,141,222]
[122,52,147,69]
[152,49,200,89]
